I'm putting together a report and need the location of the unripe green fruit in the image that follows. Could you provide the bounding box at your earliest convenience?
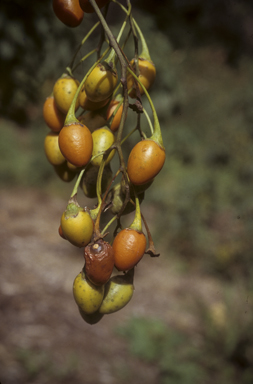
[99,270,134,314]
[91,127,115,167]
[73,270,104,314]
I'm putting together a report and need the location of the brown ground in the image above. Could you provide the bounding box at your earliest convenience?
[0,188,225,384]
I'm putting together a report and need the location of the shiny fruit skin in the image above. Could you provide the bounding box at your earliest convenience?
[44,132,66,166]
[127,139,166,185]
[78,111,106,133]
[43,96,65,133]
[80,163,113,198]
[61,208,94,247]
[73,271,104,314]
[99,274,134,314]
[127,58,156,98]
[113,228,147,271]
[84,239,115,286]
[85,62,118,103]
[58,122,93,167]
[53,75,80,114]
[79,0,109,13]
[91,127,115,167]
[78,307,104,324]
[53,162,77,182]
[53,0,84,28]
[106,100,123,132]
[79,87,109,111]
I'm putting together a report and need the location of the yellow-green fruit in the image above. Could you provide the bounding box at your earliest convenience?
[53,75,80,114]
[61,203,94,247]
[78,307,104,325]
[99,272,134,314]
[73,270,104,314]
[91,127,115,167]
[44,132,65,165]
[85,62,118,102]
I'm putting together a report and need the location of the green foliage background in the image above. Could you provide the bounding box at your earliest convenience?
[1,0,253,383]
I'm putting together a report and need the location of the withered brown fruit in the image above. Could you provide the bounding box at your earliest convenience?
[84,239,114,286]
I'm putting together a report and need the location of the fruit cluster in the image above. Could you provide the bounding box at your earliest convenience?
[43,0,165,324]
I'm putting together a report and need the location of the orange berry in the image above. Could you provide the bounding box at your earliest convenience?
[43,95,65,132]
[53,0,84,28]
[113,228,146,271]
[58,122,93,167]
[106,100,123,132]
[127,139,166,185]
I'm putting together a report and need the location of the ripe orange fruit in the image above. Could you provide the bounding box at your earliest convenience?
[113,228,147,271]
[44,132,66,165]
[58,122,93,167]
[127,58,156,98]
[43,95,65,132]
[106,100,123,132]
[53,75,80,114]
[53,0,84,28]
[127,139,166,185]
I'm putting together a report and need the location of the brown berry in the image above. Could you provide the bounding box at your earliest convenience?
[84,239,114,286]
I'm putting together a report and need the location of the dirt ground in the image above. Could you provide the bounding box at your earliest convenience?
[0,187,226,384]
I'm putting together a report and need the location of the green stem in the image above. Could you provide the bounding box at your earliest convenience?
[143,107,154,135]
[112,0,150,61]
[89,0,129,70]
[69,21,100,70]
[70,168,86,198]
[127,67,164,148]
[64,46,110,125]
[132,19,151,61]
[129,194,142,232]
[72,49,97,73]
[101,215,117,235]
[89,0,132,215]
[120,126,138,145]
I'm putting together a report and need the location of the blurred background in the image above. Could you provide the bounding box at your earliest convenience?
[1,0,253,383]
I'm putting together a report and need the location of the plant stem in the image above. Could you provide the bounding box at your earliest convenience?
[101,215,117,235]
[143,107,154,135]
[88,0,132,212]
[69,21,100,70]
[127,67,164,148]
[70,168,86,198]
[129,194,142,232]
[71,49,97,73]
